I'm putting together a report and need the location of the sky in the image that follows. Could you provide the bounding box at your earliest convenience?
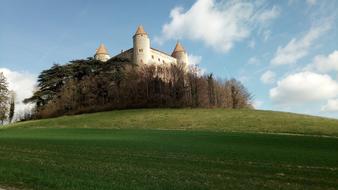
[1,0,338,118]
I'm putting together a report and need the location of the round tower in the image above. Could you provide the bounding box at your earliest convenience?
[172,42,189,67]
[94,43,110,62]
[133,25,150,65]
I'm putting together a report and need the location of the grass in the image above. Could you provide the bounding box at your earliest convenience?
[0,109,338,190]
[10,109,338,136]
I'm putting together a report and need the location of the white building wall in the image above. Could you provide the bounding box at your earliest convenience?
[149,49,177,65]
[133,34,150,65]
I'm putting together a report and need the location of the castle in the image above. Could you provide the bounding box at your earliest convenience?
[94,25,189,66]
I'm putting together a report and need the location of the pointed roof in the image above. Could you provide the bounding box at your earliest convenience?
[95,43,109,55]
[135,25,147,35]
[172,41,185,54]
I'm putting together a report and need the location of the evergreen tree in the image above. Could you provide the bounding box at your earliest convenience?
[207,74,215,106]
[8,91,15,123]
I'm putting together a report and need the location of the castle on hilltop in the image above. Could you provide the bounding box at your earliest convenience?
[93,25,189,66]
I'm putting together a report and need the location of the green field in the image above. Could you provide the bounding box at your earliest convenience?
[1,109,338,190]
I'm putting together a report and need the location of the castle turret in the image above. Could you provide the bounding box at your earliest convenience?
[94,44,110,62]
[172,42,189,66]
[133,25,150,65]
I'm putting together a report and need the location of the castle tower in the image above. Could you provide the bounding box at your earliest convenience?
[172,41,189,66]
[133,25,150,65]
[94,44,110,62]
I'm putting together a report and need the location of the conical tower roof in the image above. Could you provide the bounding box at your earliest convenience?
[172,41,185,54]
[95,43,109,55]
[135,25,147,35]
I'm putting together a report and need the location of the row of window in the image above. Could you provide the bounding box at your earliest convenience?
[138,58,166,64]
[138,49,167,64]
[152,55,166,63]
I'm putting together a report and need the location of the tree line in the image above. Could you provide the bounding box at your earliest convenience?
[23,58,253,119]
[0,72,15,125]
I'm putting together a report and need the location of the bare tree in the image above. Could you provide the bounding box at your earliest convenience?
[0,72,9,124]
[225,79,252,109]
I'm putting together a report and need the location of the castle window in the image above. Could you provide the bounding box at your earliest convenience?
[139,49,143,52]
[158,58,160,62]
[152,55,154,59]
[162,60,165,64]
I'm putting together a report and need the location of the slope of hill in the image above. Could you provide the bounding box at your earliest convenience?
[1,109,338,190]
[10,108,338,136]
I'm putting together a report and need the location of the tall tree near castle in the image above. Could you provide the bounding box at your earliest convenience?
[24,64,66,108]
[0,72,9,125]
[8,91,16,123]
[207,74,215,107]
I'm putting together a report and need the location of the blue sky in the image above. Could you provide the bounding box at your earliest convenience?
[1,0,338,118]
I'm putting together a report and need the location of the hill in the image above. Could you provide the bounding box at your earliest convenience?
[10,108,338,136]
[0,109,338,190]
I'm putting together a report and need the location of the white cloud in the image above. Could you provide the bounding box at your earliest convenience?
[270,71,338,104]
[262,30,271,41]
[253,100,263,109]
[248,57,260,65]
[188,54,202,66]
[0,68,36,120]
[306,0,317,6]
[187,54,206,75]
[288,0,297,6]
[156,0,280,53]
[322,99,338,112]
[271,23,331,65]
[260,70,276,84]
[248,40,255,49]
[305,50,338,73]
[256,6,280,25]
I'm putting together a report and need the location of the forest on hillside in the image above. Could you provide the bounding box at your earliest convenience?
[23,58,253,119]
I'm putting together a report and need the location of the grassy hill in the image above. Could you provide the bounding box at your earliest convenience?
[10,108,338,136]
[1,109,338,190]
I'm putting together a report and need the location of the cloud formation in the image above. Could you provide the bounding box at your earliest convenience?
[322,99,338,112]
[260,70,276,84]
[270,71,338,104]
[248,40,256,49]
[188,54,202,66]
[248,57,259,65]
[253,100,263,109]
[305,50,338,73]
[306,0,317,6]
[0,68,36,119]
[271,23,331,65]
[156,0,280,52]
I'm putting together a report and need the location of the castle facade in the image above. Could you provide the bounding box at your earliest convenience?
[94,26,189,66]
